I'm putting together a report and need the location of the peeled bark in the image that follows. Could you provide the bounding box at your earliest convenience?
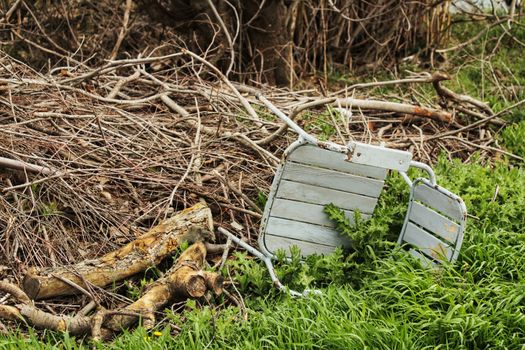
[336,98,453,123]
[104,241,216,332]
[0,241,223,338]
[23,203,214,300]
[0,304,91,335]
[0,283,91,335]
[18,305,92,334]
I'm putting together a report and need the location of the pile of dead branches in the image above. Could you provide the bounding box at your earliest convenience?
[0,47,517,272]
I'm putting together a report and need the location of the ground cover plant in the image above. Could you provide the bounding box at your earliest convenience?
[1,154,523,349]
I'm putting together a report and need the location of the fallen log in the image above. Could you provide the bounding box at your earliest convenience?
[0,282,92,335]
[23,203,214,300]
[103,241,223,334]
[0,242,223,338]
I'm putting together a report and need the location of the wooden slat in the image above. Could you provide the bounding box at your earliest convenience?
[265,217,351,247]
[270,198,370,227]
[281,162,384,198]
[287,145,387,180]
[414,184,464,222]
[263,234,338,256]
[409,202,460,243]
[276,180,378,214]
[408,249,437,268]
[403,222,452,262]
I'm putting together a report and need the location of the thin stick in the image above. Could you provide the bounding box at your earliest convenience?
[211,171,262,214]
[217,236,232,270]
[436,18,507,53]
[165,106,201,218]
[2,170,69,193]
[0,156,55,175]
[206,0,235,76]
[0,0,22,23]
[426,98,525,141]
[106,71,140,99]
[161,95,278,165]
[109,0,132,60]
[181,48,268,133]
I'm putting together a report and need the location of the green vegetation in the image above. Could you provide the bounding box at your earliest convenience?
[2,154,524,349]
[501,120,525,157]
[39,202,62,217]
[303,107,339,141]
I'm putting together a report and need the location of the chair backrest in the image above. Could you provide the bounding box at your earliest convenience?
[397,178,467,267]
[258,141,467,265]
[259,143,389,257]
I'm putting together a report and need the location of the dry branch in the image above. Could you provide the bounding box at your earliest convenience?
[0,156,57,176]
[0,242,222,338]
[103,241,221,332]
[109,0,133,60]
[22,203,213,300]
[0,282,91,335]
[336,98,453,123]
[276,94,453,124]
[0,304,92,335]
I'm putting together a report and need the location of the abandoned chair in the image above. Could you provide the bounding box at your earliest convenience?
[219,94,467,296]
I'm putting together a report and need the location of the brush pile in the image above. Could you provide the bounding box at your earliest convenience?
[0,48,512,276]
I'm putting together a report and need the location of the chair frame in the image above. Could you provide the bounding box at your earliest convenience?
[219,95,467,296]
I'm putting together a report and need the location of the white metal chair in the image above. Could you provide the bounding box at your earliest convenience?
[219,95,467,296]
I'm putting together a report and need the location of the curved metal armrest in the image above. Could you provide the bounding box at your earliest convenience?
[400,160,437,187]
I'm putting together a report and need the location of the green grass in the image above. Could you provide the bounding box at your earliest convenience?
[302,107,339,141]
[501,120,525,158]
[2,154,524,349]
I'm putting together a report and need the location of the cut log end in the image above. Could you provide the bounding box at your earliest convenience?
[185,273,207,298]
[21,275,40,300]
[203,271,224,295]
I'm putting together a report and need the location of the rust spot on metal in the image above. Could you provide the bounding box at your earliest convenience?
[429,243,447,260]
[317,141,332,150]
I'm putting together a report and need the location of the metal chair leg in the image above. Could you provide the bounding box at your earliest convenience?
[218,227,320,297]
